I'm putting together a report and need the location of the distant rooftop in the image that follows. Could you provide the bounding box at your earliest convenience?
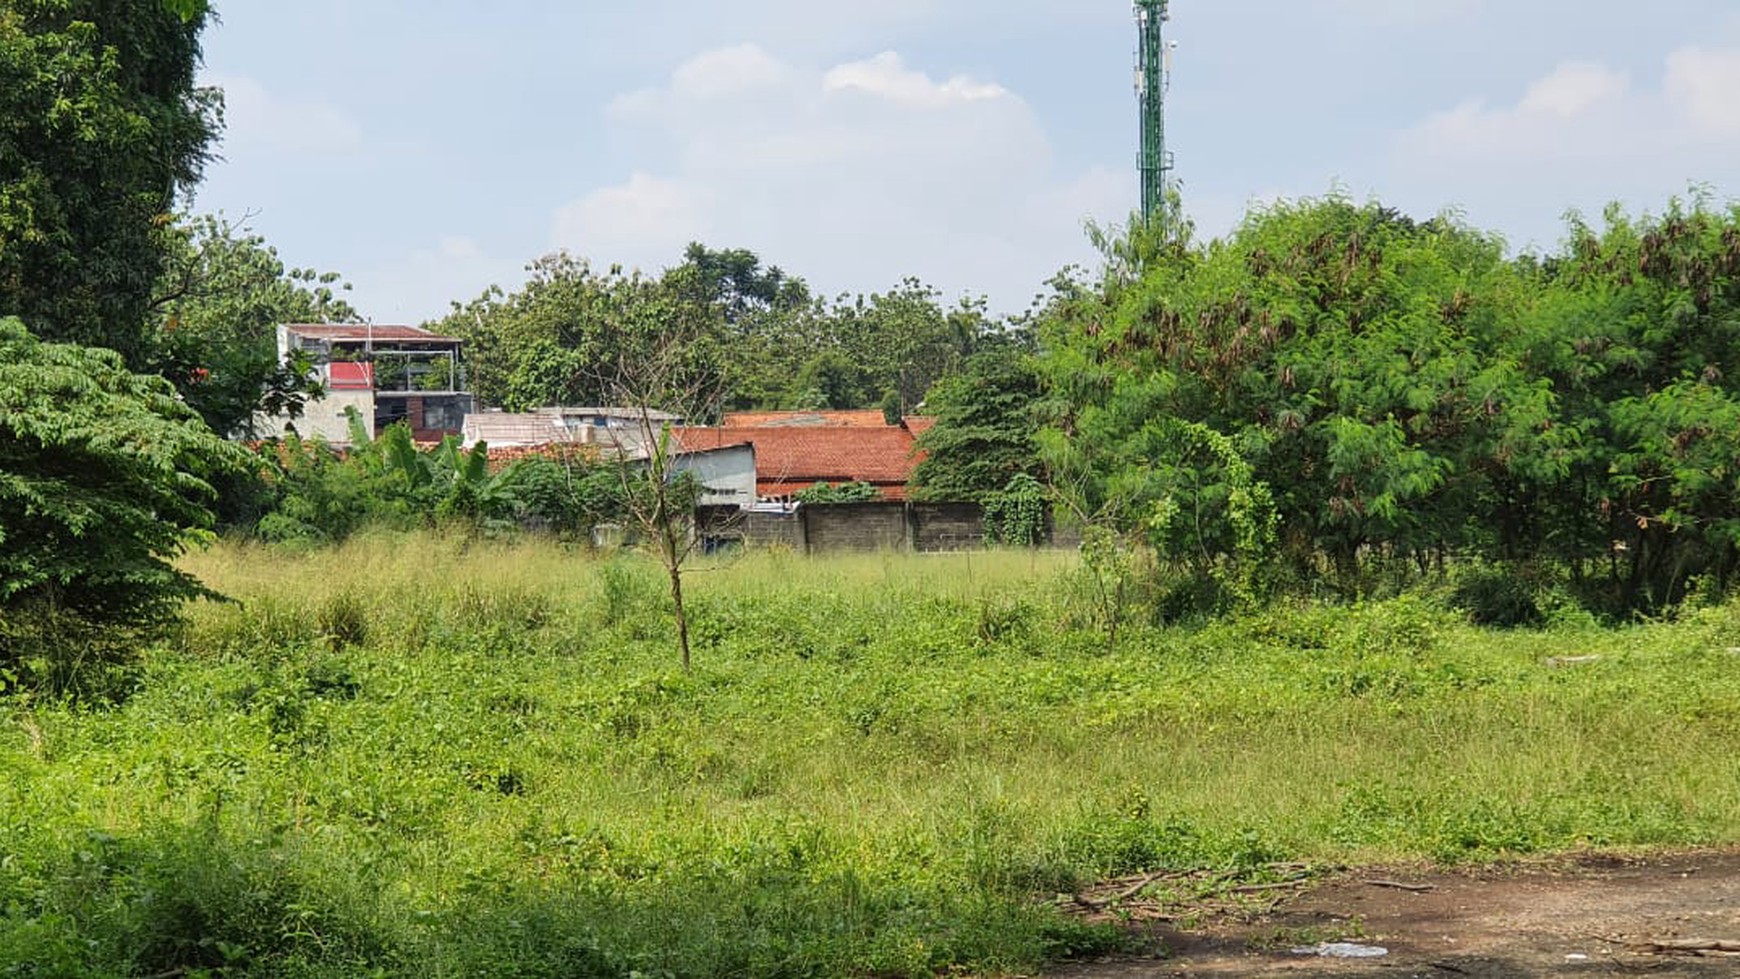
[722,410,891,428]
[282,323,462,344]
[534,406,682,422]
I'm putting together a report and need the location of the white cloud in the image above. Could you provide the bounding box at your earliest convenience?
[554,45,1123,310]
[671,44,793,99]
[1402,61,1637,161]
[551,173,709,271]
[1389,44,1740,252]
[209,75,364,156]
[822,52,1008,107]
[1516,62,1629,118]
[1664,46,1740,135]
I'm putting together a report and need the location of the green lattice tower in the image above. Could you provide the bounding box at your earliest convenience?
[1135,0,1174,227]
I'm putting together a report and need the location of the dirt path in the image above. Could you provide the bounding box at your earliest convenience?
[1048,851,1740,978]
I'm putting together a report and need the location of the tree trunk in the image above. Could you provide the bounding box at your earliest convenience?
[669,561,691,672]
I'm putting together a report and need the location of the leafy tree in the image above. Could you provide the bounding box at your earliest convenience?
[674,242,810,328]
[149,213,362,437]
[1040,195,1524,585]
[791,350,873,411]
[828,279,987,413]
[0,318,245,692]
[0,0,220,364]
[431,253,727,414]
[1518,198,1740,607]
[910,344,1045,502]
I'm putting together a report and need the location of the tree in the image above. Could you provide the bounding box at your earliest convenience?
[1039,195,1524,586]
[431,253,728,413]
[149,213,363,437]
[596,317,727,672]
[829,280,987,413]
[0,0,220,365]
[0,317,247,692]
[910,344,1045,502]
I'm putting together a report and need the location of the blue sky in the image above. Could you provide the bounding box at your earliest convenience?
[193,0,1740,324]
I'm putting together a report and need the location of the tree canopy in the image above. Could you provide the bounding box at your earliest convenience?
[1035,192,1740,611]
[0,0,220,364]
[0,317,247,690]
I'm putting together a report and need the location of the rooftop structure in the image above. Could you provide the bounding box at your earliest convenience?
[266,323,473,443]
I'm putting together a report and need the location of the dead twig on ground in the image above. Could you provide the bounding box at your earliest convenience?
[1363,879,1437,893]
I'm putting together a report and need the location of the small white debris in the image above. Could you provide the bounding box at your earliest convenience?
[1566,953,1589,961]
[1290,942,1390,958]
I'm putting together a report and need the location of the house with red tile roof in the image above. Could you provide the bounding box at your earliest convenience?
[672,423,926,501]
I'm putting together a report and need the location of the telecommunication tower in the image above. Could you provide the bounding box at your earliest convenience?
[1135,0,1175,227]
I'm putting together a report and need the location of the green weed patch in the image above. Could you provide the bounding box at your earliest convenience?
[4,538,1740,976]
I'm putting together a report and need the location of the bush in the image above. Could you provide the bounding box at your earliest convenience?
[1449,564,1545,628]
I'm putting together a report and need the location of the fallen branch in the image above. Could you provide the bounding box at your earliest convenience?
[1594,936,1740,956]
[1363,879,1436,893]
[1112,869,1191,903]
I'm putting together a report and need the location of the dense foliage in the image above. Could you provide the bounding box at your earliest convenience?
[1036,194,1740,613]
[433,245,995,415]
[0,0,219,364]
[0,318,245,692]
[249,419,621,546]
[910,343,1045,502]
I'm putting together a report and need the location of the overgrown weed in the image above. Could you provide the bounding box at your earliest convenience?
[6,535,1740,976]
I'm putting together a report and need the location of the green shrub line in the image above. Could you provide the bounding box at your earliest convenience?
[5,537,1740,976]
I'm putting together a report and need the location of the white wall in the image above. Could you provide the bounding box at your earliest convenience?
[256,390,374,444]
[673,444,756,507]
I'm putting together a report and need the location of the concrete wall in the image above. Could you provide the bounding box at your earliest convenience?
[698,502,1074,554]
[802,502,911,553]
[909,503,986,551]
[260,390,373,443]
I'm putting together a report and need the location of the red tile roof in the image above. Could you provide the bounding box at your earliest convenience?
[722,410,892,428]
[672,425,922,499]
[284,324,462,344]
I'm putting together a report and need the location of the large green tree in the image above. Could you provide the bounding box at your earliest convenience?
[0,318,247,691]
[910,341,1045,502]
[0,0,220,364]
[1039,196,1538,581]
[432,253,728,414]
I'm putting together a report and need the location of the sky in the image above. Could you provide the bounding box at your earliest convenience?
[192,0,1740,325]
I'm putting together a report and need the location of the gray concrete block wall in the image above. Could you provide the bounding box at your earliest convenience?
[802,503,911,553]
[909,503,985,552]
[743,510,804,550]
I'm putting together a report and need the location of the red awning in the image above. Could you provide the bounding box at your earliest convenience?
[328,362,374,390]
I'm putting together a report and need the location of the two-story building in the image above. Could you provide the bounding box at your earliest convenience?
[264,324,474,443]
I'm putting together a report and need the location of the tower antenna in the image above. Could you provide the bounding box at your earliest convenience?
[1135,1,1175,230]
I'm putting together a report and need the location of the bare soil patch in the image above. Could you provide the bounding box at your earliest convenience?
[1049,851,1740,978]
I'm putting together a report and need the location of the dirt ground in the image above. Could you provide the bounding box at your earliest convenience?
[1047,851,1740,978]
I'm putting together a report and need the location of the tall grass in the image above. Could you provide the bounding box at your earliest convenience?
[5,533,1740,976]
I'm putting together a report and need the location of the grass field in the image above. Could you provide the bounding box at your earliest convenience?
[5,533,1740,977]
